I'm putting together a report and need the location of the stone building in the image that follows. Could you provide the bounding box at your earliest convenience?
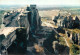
[0,4,41,55]
[53,13,60,26]
[63,16,80,29]
[53,13,64,27]
[53,14,80,29]
[3,11,19,26]
[18,11,30,27]
[73,16,80,28]
[27,5,41,34]
[57,18,64,27]
[0,27,17,55]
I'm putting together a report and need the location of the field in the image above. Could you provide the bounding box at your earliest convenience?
[39,10,60,18]
[39,7,80,20]
[39,7,80,55]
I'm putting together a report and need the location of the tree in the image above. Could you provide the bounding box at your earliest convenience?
[0,34,5,42]
[71,44,79,55]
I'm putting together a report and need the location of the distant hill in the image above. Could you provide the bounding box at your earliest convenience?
[0,5,25,10]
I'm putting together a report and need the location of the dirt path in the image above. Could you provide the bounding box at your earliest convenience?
[43,21,71,55]
[44,21,70,47]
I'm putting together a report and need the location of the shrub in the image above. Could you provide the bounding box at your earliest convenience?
[70,44,79,55]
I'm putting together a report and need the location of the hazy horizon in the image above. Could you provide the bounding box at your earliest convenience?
[0,0,80,6]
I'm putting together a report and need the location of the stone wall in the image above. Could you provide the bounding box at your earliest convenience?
[3,11,19,26]
[3,5,41,34]
[0,30,16,55]
[0,5,41,55]
[27,5,41,35]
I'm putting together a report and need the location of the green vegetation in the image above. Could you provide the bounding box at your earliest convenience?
[70,44,80,55]
[0,34,5,42]
[41,18,48,22]
[63,28,80,55]
[58,37,66,46]
[61,8,80,16]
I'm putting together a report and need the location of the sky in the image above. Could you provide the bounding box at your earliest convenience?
[0,0,80,6]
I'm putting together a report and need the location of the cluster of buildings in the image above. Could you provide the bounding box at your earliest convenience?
[2,5,41,36]
[0,5,41,55]
[53,13,80,29]
[0,27,18,55]
[63,16,80,29]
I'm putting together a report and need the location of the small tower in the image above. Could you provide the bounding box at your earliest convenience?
[1,16,5,29]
